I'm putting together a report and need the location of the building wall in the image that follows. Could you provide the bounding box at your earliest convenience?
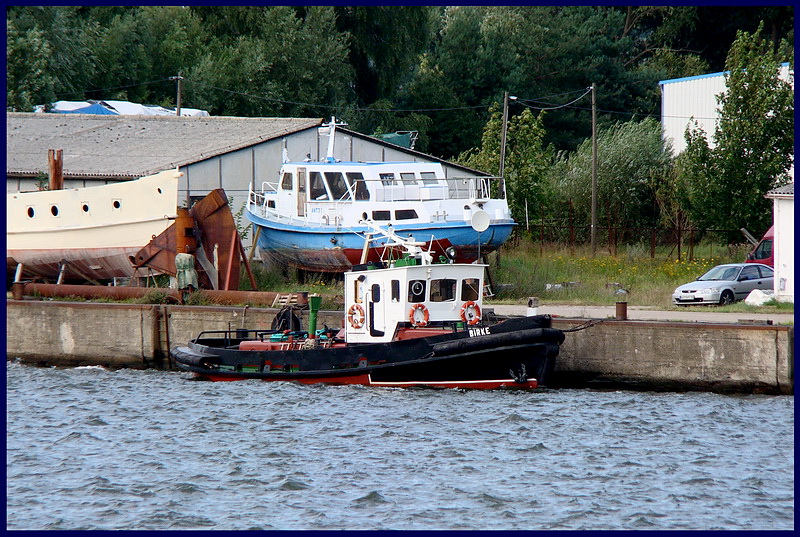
[772,196,794,302]
[660,63,793,156]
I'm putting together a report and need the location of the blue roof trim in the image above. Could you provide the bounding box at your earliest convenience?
[659,62,790,86]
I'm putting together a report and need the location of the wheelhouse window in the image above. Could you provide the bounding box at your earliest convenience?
[400,172,417,184]
[420,172,438,185]
[346,172,370,200]
[281,172,293,190]
[430,278,457,302]
[325,172,350,201]
[372,210,391,221]
[461,278,481,301]
[309,171,328,200]
[395,209,418,220]
[391,280,400,302]
[380,173,396,186]
[408,280,426,303]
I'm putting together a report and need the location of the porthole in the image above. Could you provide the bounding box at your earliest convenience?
[27,207,35,218]
[157,188,162,194]
[51,205,59,216]
[82,204,90,212]
[113,200,121,209]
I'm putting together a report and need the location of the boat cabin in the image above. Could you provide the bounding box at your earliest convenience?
[344,257,485,344]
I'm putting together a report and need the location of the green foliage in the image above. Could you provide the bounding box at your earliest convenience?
[185,6,353,117]
[456,104,553,221]
[681,23,794,237]
[546,118,672,232]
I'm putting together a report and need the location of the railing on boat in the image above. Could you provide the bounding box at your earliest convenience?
[248,176,500,219]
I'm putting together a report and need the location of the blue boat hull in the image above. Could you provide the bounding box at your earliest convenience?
[247,212,515,272]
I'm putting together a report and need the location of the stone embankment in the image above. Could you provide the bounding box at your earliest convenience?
[6,299,794,395]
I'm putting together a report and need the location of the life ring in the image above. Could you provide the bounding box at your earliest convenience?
[460,300,482,325]
[408,303,430,327]
[347,304,365,329]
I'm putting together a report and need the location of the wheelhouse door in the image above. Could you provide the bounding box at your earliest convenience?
[297,167,306,217]
[368,283,385,337]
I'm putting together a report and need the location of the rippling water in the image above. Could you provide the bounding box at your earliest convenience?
[6,361,794,530]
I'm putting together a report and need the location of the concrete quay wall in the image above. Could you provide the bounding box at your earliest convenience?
[6,300,793,394]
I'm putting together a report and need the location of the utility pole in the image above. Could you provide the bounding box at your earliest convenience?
[170,74,184,116]
[499,91,509,198]
[499,92,516,198]
[590,83,597,254]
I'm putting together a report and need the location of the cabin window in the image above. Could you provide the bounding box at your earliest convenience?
[50,205,59,217]
[391,280,400,302]
[267,200,275,209]
[281,172,293,190]
[371,284,381,303]
[430,278,457,302]
[408,279,426,303]
[346,172,370,200]
[82,204,90,212]
[420,172,438,185]
[380,173,396,186]
[400,172,417,184]
[395,209,418,220]
[353,278,363,303]
[112,200,121,209]
[309,171,328,200]
[325,172,350,201]
[372,210,391,221]
[461,278,481,301]
[27,207,35,218]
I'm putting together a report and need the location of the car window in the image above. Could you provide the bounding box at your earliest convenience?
[739,266,760,281]
[757,265,774,278]
[701,266,739,281]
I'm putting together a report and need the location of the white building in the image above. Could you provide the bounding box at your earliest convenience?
[660,62,793,155]
[765,183,794,303]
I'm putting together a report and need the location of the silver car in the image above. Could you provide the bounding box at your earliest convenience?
[672,263,774,306]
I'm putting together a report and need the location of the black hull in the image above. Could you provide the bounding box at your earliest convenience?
[171,315,564,389]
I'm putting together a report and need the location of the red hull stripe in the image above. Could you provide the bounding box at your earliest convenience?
[193,372,538,389]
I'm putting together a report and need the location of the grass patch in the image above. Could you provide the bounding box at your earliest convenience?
[488,238,791,314]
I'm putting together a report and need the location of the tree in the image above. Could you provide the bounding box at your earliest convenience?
[6,20,55,111]
[457,104,553,222]
[547,118,672,236]
[681,23,794,237]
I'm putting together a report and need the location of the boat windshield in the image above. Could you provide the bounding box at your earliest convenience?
[325,172,350,201]
[346,172,370,200]
[698,265,740,282]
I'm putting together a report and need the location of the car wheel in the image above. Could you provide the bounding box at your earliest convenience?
[719,290,735,306]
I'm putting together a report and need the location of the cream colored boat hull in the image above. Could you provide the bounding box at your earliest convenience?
[7,169,180,281]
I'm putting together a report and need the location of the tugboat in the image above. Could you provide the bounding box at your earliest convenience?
[171,222,564,389]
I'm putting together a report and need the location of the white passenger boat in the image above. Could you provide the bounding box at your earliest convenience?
[245,118,516,272]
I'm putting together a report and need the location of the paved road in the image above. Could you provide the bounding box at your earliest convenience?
[488,303,795,324]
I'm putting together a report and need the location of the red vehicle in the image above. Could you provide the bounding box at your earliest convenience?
[745,226,774,268]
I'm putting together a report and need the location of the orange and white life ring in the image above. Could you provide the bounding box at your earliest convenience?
[408,303,430,327]
[347,304,365,329]
[460,300,482,325]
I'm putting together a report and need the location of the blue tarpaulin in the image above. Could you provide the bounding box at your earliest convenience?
[58,103,119,115]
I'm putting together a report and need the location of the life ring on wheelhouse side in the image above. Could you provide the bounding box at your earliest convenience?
[347,304,366,329]
[460,300,482,325]
[408,303,430,327]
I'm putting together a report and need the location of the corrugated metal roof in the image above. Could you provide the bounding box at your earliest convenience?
[766,183,794,197]
[6,113,323,178]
